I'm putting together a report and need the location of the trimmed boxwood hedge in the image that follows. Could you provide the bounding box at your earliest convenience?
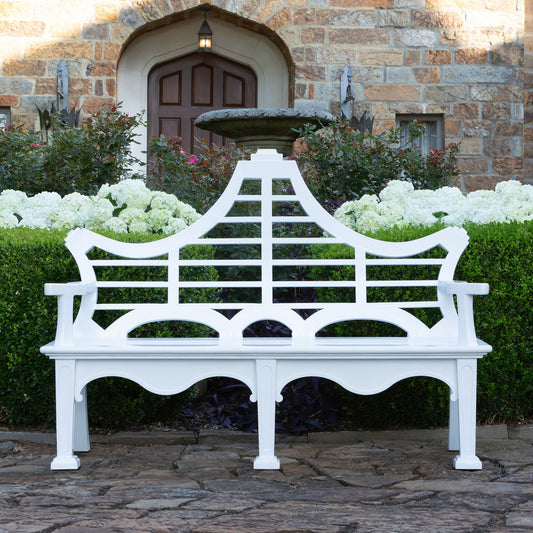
[0,228,215,430]
[310,221,533,429]
[0,222,532,430]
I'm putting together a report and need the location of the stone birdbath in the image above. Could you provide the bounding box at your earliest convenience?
[194,107,334,157]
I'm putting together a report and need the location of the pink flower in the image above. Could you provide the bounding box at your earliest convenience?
[188,156,198,163]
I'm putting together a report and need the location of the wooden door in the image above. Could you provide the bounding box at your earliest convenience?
[148,52,257,153]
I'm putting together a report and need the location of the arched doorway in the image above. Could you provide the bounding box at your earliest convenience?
[148,52,257,153]
[117,8,292,169]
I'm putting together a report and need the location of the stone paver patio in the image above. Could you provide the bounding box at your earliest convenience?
[1,425,533,532]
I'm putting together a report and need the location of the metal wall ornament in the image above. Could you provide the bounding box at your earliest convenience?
[340,64,354,121]
[36,60,80,142]
[57,59,69,112]
[340,63,375,135]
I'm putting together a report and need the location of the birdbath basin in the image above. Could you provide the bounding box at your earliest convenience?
[194,107,334,156]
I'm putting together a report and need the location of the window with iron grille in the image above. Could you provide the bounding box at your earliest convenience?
[0,107,11,130]
[396,114,444,155]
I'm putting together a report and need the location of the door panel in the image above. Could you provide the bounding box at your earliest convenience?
[160,73,181,105]
[148,52,257,154]
[191,65,213,106]
[160,117,181,139]
[223,73,245,106]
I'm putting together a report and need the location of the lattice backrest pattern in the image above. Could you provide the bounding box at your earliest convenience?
[66,150,469,344]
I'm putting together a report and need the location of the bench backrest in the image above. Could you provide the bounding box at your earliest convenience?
[66,149,469,346]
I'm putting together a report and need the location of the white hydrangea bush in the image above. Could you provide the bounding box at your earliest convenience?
[334,180,533,233]
[0,179,201,234]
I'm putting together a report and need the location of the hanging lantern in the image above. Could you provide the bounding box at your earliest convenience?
[198,16,212,51]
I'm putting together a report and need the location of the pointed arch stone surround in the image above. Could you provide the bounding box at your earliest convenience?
[117,9,291,167]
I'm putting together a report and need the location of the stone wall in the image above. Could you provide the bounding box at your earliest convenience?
[0,0,528,189]
[525,0,533,183]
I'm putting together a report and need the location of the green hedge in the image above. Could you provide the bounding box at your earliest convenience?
[311,221,533,428]
[1,222,532,430]
[0,228,215,429]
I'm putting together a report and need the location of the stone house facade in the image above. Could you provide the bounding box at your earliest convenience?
[0,0,531,190]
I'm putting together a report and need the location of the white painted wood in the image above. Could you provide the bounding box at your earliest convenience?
[41,149,491,471]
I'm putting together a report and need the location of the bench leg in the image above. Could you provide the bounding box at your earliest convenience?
[51,360,81,470]
[253,359,280,470]
[448,393,460,451]
[453,359,482,470]
[73,385,90,452]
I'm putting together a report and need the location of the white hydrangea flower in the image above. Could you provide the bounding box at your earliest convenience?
[495,180,525,200]
[19,215,48,229]
[175,200,200,225]
[355,211,388,233]
[18,191,62,228]
[0,212,19,228]
[55,192,94,228]
[0,189,27,214]
[355,195,379,215]
[62,192,89,209]
[102,216,128,233]
[334,205,357,231]
[432,187,466,218]
[379,180,414,202]
[162,217,188,234]
[50,210,77,230]
[128,219,151,233]
[146,208,173,232]
[406,209,439,226]
[523,184,533,202]
[150,191,179,212]
[436,186,464,201]
[442,211,467,227]
[0,182,201,235]
[118,207,147,225]
[109,179,152,209]
[470,209,507,225]
[96,183,112,199]
[335,201,355,217]
[82,197,115,229]
[465,190,504,224]
[376,201,404,221]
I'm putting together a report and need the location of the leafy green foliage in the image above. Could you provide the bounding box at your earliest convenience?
[147,136,252,213]
[0,228,214,430]
[311,221,533,428]
[0,222,531,431]
[0,126,43,191]
[0,105,145,196]
[295,119,459,212]
[460,222,533,423]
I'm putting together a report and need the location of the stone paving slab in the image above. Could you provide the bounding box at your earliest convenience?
[0,426,532,532]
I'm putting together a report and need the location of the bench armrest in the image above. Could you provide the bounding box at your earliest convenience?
[439,281,489,296]
[44,282,97,345]
[45,281,97,297]
[438,281,489,346]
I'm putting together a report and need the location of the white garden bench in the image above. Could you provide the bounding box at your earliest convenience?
[41,149,491,471]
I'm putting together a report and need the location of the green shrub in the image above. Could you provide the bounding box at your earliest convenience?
[0,228,215,430]
[460,222,533,423]
[0,126,43,191]
[295,119,459,212]
[147,136,252,213]
[0,106,145,197]
[311,221,533,428]
[1,222,531,431]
